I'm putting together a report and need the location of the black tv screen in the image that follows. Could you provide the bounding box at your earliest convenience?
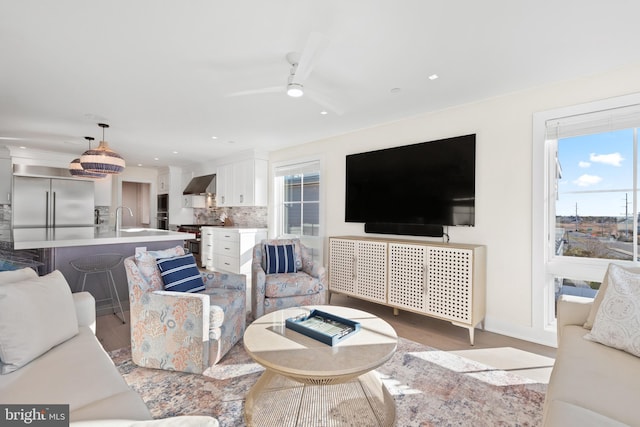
[345,134,475,227]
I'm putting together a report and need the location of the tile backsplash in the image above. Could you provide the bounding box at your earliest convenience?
[193,206,267,228]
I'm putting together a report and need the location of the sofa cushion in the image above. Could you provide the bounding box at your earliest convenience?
[584,263,640,357]
[0,267,38,284]
[0,270,78,374]
[157,254,205,293]
[0,327,151,420]
[134,246,185,292]
[584,263,640,329]
[265,244,297,274]
[547,324,640,426]
[545,400,630,427]
[264,272,321,298]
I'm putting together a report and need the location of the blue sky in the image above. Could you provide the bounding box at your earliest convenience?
[557,128,635,217]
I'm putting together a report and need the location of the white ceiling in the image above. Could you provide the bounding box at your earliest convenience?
[2,1,640,168]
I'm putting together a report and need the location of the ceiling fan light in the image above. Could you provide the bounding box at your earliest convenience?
[287,83,304,98]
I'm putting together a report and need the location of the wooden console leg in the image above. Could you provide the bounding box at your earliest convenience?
[468,327,475,346]
[393,307,399,316]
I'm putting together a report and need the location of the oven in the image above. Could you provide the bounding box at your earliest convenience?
[157,214,169,230]
[157,194,169,230]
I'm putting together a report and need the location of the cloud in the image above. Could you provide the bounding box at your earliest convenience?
[578,161,591,168]
[573,174,602,187]
[589,152,623,166]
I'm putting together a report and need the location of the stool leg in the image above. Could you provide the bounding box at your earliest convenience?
[80,273,88,292]
[107,269,126,324]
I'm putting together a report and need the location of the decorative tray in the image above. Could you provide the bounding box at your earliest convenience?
[285,309,361,346]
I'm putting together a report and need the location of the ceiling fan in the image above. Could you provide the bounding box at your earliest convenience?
[227,33,345,115]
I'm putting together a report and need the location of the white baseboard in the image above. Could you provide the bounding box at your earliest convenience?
[483,315,558,348]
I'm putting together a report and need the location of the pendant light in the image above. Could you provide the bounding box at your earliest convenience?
[80,123,125,174]
[69,137,108,179]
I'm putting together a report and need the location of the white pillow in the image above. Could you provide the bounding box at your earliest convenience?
[584,263,640,329]
[584,263,640,358]
[0,267,38,285]
[0,270,79,374]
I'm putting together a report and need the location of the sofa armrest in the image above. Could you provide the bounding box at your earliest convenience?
[73,291,96,334]
[556,294,593,344]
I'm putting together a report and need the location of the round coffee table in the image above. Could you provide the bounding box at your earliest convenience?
[243,305,397,427]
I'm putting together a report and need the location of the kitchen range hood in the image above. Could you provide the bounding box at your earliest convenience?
[183,174,216,195]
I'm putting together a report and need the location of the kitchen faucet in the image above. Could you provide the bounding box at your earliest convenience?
[115,206,133,231]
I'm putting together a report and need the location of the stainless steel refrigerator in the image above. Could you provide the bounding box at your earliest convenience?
[13,175,95,228]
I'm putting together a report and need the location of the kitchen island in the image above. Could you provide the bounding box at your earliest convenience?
[8,227,195,316]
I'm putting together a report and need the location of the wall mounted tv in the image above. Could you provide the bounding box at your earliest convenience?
[345,134,475,236]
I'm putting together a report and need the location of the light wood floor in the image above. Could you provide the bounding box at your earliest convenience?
[96,294,556,383]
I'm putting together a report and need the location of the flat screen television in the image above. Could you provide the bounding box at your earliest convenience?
[345,134,475,235]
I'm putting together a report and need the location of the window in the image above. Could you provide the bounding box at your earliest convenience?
[274,160,323,263]
[533,94,640,343]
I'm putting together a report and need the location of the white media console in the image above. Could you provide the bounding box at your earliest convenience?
[328,236,486,345]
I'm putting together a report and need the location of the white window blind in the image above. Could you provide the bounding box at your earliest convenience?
[545,103,640,140]
[274,160,320,177]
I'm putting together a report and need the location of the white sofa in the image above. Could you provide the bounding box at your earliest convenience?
[0,268,218,426]
[543,293,640,426]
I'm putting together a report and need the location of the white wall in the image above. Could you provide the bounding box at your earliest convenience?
[269,61,640,343]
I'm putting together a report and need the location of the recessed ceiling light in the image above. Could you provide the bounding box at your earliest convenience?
[172,151,178,154]
[390,87,401,94]
[211,136,218,140]
[428,74,439,80]
[154,157,159,161]
[320,111,328,115]
[19,146,26,149]
[137,163,143,167]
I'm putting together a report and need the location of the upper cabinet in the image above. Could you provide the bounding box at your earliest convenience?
[157,171,170,194]
[0,158,12,204]
[216,158,267,207]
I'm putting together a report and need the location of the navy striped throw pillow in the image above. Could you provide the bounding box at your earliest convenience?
[156,253,206,293]
[265,244,297,274]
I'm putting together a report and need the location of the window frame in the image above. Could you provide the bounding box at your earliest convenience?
[272,157,324,264]
[532,93,640,345]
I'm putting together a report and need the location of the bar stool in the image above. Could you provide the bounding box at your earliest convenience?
[70,253,126,324]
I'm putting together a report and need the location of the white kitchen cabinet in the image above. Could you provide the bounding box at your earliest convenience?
[329,236,486,345]
[201,226,216,267]
[201,227,267,311]
[182,195,205,208]
[216,159,267,207]
[157,171,169,194]
[0,158,12,204]
[215,164,234,207]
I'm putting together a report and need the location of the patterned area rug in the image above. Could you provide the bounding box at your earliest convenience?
[109,338,546,426]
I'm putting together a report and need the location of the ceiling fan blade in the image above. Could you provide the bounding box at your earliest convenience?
[226,86,283,97]
[293,32,329,82]
[305,88,345,116]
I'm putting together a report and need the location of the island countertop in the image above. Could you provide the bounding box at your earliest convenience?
[11,227,195,250]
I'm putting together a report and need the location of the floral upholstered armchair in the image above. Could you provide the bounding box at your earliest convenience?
[124,248,246,374]
[251,238,326,319]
